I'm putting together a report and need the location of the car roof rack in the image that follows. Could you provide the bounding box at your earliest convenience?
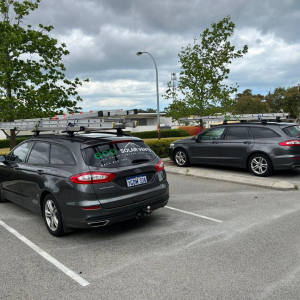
[179,113,289,124]
[0,109,139,137]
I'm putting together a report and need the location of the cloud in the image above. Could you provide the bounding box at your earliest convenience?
[20,0,300,110]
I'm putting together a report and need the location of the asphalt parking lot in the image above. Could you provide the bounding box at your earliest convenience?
[1,172,300,299]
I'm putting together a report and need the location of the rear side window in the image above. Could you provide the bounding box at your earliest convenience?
[50,144,75,165]
[283,125,300,138]
[249,127,280,139]
[81,141,157,168]
[7,141,33,162]
[27,142,50,164]
[225,127,250,139]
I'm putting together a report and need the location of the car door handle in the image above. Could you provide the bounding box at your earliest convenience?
[37,170,45,175]
[243,141,253,144]
[14,167,20,171]
[212,141,219,144]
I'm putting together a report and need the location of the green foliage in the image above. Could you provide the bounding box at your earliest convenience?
[233,89,270,114]
[145,137,187,158]
[283,87,300,118]
[163,16,248,129]
[265,87,286,113]
[0,137,27,148]
[265,86,300,118]
[129,129,189,139]
[0,0,89,148]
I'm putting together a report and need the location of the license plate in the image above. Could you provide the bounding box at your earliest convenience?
[126,175,147,187]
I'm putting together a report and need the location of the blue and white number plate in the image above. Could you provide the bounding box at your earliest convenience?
[126,175,147,187]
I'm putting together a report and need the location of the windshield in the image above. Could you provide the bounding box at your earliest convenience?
[81,140,157,168]
[283,125,300,138]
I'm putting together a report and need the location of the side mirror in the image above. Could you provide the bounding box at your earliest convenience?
[0,155,6,162]
[196,135,202,142]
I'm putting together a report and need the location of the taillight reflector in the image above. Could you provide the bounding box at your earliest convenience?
[82,206,101,210]
[279,140,300,146]
[69,171,116,184]
[155,160,164,172]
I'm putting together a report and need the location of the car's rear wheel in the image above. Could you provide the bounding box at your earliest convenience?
[248,154,272,177]
[174,149,189,167]
[43,195,65,237]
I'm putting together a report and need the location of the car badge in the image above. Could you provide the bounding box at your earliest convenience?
[134,168,141,174]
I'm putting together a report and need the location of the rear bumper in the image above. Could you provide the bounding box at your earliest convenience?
[272,156,300,170]
[63,190,169,229]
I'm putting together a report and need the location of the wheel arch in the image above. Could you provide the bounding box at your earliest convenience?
[39,190,56,215]
[173,146,189,161]
[246,151,273,170]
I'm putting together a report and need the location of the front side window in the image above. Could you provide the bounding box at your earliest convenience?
[81,140,157,168]
[225,127,250,139]
[27,142,50,165]
[201,127,225,140]
[7,142,33,162]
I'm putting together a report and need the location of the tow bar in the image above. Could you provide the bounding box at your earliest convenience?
[136,206,152,219]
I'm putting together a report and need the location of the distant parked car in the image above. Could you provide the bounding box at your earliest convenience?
[169,122,300,176]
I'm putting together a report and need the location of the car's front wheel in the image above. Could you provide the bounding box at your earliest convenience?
[248,154,272,177]
[43,195,65,237]
[174,149,189,167]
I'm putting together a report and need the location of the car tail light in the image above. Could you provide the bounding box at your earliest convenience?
[279,140,300,146]
[155,160,164,172]
[69,171,116,184]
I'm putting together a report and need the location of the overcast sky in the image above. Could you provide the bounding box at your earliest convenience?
[26,0,300,111]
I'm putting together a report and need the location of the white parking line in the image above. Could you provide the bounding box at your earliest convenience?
[0,220,89,287]
[165,206,223,223]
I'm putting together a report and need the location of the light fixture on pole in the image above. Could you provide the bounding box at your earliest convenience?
[136,51,161,139]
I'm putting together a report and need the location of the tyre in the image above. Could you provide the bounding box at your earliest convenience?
[43,194,65,237]
[174,149,189,167]
[0,186,8,203]
[248,153,272,177]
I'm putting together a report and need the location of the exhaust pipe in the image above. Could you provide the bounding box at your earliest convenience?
[88,220,109,227]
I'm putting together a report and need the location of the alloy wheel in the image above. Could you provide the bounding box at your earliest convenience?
[250,156,268,175]
[45,199,59,232]
[175,150,187,166]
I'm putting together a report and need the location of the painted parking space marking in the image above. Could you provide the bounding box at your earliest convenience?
[165,206,223,223]
[0,220,89,287]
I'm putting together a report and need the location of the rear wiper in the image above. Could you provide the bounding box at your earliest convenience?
[131,159,150,164]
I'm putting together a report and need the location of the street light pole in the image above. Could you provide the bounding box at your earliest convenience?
[136,51,161,139]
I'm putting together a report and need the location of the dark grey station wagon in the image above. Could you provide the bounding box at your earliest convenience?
[0,133,169,236]
[170,122,300,176]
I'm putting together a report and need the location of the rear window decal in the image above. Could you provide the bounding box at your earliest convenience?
[94,149,117,159]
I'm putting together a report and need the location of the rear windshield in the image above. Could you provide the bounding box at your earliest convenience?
[81,140,157,168]
[283,125,300,138]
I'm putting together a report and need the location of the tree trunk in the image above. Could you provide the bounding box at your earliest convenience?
[200,119,204,132]
[10,129,16,150]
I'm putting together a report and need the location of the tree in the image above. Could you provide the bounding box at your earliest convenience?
[265,87,286,113]
[0,0,89,149]
[233,89,270,114]
[163,16,248,130]
[284,86,300,118]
